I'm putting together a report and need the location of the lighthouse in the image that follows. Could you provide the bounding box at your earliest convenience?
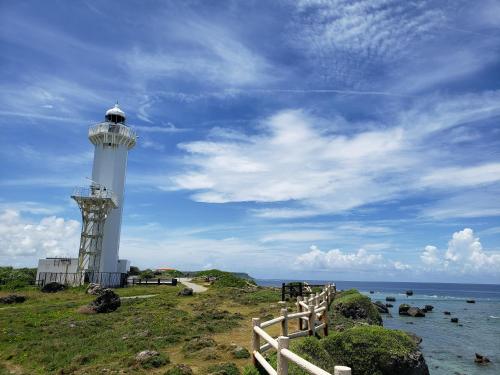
[87,104,136,275]
[36,104,137,287]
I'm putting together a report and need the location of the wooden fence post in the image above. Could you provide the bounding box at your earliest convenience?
[296,296,303,330]
[315,292,320,307]
[334,366,351,375]
[277,336,290,375]
[252,318,261,366]
[281,308,288,337]
[308,301,315,336]
[323,306,329,336]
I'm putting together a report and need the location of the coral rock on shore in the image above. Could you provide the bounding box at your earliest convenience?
[407,307,426,317]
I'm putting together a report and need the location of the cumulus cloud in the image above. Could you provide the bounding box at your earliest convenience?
[294,245,383,270]
[0,209,80,258]
[420,245,439,266]
[421,228,500,274]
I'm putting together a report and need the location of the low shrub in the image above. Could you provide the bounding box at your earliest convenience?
[332,289,382,327]
[206,362,240,375]
[165,364,193,375]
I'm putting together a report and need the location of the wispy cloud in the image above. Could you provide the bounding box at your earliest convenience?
[170,91,500,219]
[124,16,276,87]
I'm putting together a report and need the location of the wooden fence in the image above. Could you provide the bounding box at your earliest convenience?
[252,284,351,375]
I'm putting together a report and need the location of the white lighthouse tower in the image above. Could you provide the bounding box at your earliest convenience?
[36,104,136,287]
[87,104,136,275]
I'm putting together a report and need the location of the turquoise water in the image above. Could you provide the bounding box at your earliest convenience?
[257,280,500,374]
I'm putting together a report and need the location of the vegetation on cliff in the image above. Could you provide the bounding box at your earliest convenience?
[194,269,256,288]
[268,289,429,375]
[331,289,382,328]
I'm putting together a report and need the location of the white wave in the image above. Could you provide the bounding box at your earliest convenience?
[489,315,500,319]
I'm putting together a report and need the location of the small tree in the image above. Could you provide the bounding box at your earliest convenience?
[141,269,154,279]
[128,266,140,276]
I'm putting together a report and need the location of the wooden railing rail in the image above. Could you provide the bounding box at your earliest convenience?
[251,284,351,375]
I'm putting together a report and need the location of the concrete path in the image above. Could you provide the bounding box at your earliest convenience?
[178,278,208,293]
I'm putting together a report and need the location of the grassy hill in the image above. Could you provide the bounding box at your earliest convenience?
[0,272,278,374]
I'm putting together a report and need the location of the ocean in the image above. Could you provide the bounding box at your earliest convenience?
[256,280,500,375]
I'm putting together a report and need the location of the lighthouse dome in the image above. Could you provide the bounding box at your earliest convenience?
[105,104,126,124]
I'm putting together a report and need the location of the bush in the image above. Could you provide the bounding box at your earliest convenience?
[165,364,193,375]
[0,267,36,289]
[128,266,140,276]
[321,326,418,375]
[242,365,260,375]
[137,352,169,369]
[282,327,422,375]
[196,269,253,288]
[141,269,155,279]
[182,337,216,353]
[332,289,382,326]
[206,362,240,375]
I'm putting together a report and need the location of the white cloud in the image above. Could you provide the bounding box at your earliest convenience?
[260,230,336,243]
[294,245,383,271]
[421,228,500,274]
[392,261,411,271]
[0,209,80,257]
[420,163,500,189]
[421,188,500,219]
[420,245,439,266]
[170,91,500,219]
[125,18,274,87]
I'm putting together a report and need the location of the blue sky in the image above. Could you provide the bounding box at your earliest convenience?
[1,0,500,283]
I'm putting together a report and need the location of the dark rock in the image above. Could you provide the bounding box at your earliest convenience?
[408,307,426,317]
[424,305,434,311]
[406,290,413,296]
[178,288,194,296]
[386,296,396,302]
[474,353,491,365]
[451,318,459,323]
[444,311,451,315]
[385,303,394,308]
[384,350,430,375]
[369,290,374,294]
[373,301,389,314]
[0,294,26,304]
[41,282,66,293]
[86,283,104,295]
[466,300,475,304]
[88,289,121,313]
[399,304,411,315]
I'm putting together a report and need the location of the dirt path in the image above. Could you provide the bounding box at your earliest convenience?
[178,278,208,293]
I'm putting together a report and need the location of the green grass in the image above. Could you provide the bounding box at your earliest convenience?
[194,270,254,288]
[0,283,260,374]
